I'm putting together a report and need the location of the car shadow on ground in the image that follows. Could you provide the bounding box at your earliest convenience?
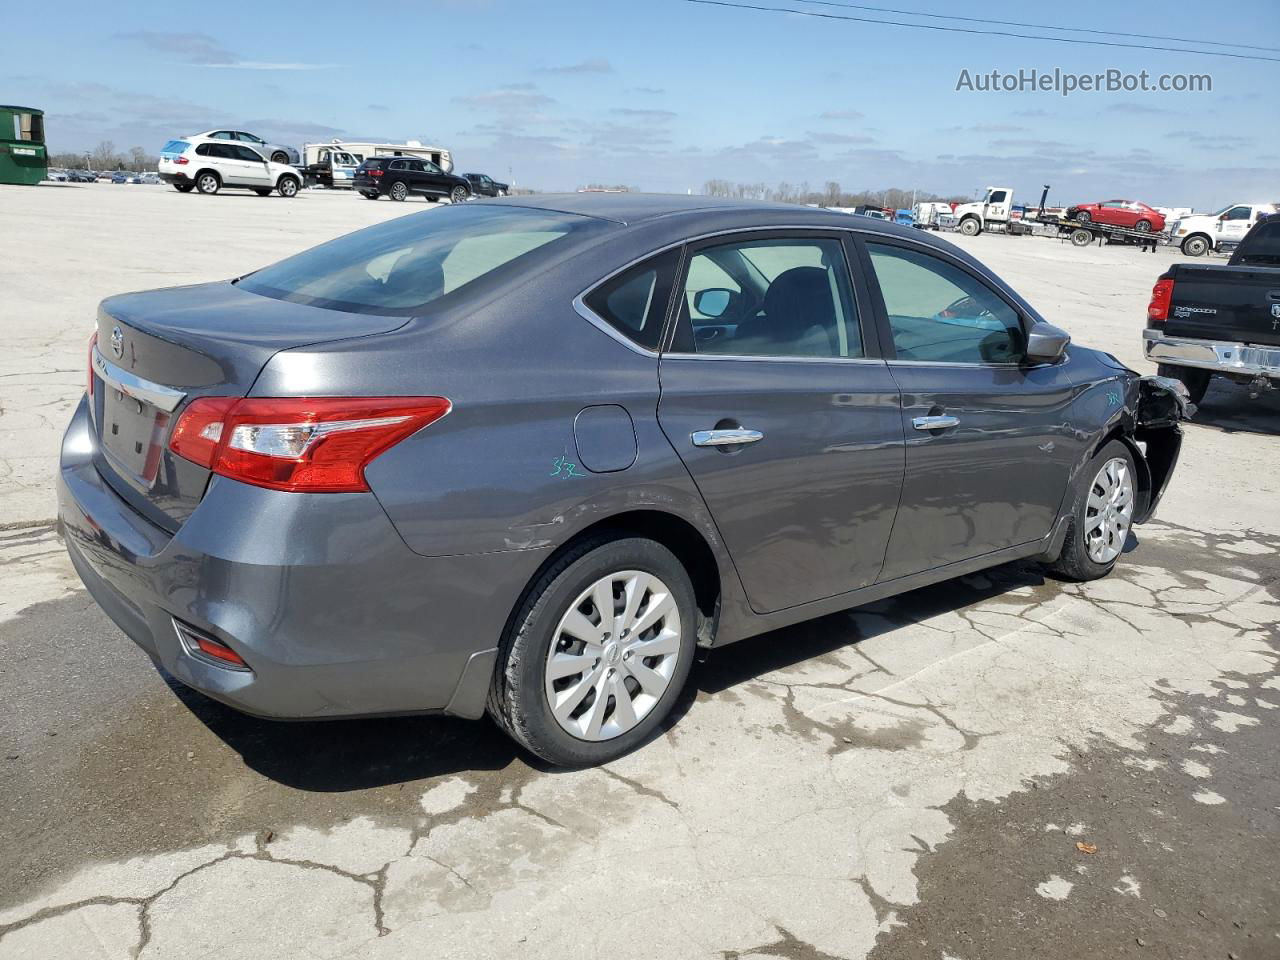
[173,556,1061,791]
[1187,378,1280,435]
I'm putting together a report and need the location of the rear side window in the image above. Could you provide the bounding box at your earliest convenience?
[583,250,679,351]
[238,204,602,314]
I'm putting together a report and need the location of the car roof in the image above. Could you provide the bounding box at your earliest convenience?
[484,192,937,232]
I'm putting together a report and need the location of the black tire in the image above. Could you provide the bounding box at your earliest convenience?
[426,195,438,203]
[1075,210,1091,223]
[1135,219,1152,232]
[1070,227,1093,247]
[389,180,409,201]
[959,217,981,237]
[174,183,194,193]
[488,536,698,767]
[253,188,272,197]
[270,151,289,164]
[361,191,379,200]
[195,172,220,195]
[1156,363,1211,405]
[1181,235,1210,257]
[277,176,299,198]
[1049,439,1138,582]
[450,185,470,204]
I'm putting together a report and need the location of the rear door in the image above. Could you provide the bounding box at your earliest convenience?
[860,237,1076,580]
[656,231,904,614]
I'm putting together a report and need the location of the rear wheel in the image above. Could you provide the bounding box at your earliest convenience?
[277,176,299,198]
[1049,440,1137,582]
[488,537,697,767]
[959,217,981,236]
[1181,235,1210,257]
[1070,227,1093,247]
[1156,363,1211,405]
[270,151,289,164]
[361,191,379,200]
[450,185,469,204]
[389,180,408,201]
[195,172,220,195]
[1135,219,1152,232]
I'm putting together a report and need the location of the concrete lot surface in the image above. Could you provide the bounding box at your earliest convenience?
[1,183,1277,959]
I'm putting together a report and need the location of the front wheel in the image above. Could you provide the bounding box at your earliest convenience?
[1181,235,1210,257]
[1074,210,1091,223]
[450,185,470,204]
[959,217,980,236]
[488,537,697,767]
[1156,363,1211,405]
[1049,440,1137,582]
[277,176,299,198]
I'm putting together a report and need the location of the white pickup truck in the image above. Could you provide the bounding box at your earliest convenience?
[953,186,1014,236]
[1168,202,1278,257]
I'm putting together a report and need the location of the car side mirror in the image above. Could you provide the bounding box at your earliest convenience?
[1018,323,1070,368]
[694,288,734,318]
[1025,320,1071,364]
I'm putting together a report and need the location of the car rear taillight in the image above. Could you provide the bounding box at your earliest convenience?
[369,169,383,177]
[87,331,98,398]
[1147,277,1175,325]
[175,155,189,165]
[169,397,451,493]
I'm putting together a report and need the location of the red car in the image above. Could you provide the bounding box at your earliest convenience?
[1066,199,1166,233]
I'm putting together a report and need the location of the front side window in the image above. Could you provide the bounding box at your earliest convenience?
[867,243,1025,365]
[988,190,1008,203]
[1225,206,1251,220]
[424,161,443,174]
[677,237,861,359]
[234,145,264,162]
[238,205,601,314]
[240,132,265,144]
[582,250,679,351]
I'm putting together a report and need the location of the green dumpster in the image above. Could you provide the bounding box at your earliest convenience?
[0,105,48,185]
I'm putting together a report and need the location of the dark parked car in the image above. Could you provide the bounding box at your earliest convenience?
[355,156,471,202]
[1145,215,1280,403]
[60,195,1188,767]
[461,172,508,197]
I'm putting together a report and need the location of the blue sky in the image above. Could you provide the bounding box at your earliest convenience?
[7,0,1277,208]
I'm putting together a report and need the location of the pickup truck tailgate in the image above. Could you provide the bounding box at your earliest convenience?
[1165,263,1280,347]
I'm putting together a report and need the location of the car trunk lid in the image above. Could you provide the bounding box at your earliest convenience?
[91,281,409,532]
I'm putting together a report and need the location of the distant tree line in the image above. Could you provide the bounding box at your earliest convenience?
[702,179,969,209]
[48,141,159,172]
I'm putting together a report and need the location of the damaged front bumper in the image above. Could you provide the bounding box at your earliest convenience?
[1132,375,1192,523]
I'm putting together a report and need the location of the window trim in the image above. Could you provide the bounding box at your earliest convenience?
[854,233,1039,368]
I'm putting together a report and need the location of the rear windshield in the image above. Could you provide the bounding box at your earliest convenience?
[237,204,600,314]
[161,140,189,154]
[1232,220,1280,266]
[360,158,386,169]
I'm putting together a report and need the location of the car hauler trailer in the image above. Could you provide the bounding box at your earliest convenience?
[0,105,47,185]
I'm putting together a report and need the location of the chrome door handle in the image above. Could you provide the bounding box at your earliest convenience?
[912,415,960,431]
[691,428,764,447]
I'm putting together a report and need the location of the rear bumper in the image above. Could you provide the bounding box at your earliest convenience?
[57,396,547,721]
[158,171,187,184]
[1144,329,1280,378]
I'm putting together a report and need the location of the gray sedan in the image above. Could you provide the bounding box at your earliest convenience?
[58,195,1189,767]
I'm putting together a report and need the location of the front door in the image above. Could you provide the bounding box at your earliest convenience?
[657,232,904,614]
[229,144,271,186]
[860,238,1076,581]
[1218,205,1255,244]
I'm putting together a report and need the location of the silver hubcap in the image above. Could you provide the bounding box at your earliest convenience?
[544,570,682,741]
[1085,457,1134,564]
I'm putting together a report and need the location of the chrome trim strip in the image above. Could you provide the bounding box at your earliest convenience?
[1143,329,1280,378]
[663,352,884,364]
[572,293,660,358]
[92,347,187,413]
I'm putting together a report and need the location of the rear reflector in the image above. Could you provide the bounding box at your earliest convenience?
[1147,277,1175,325]
[169,396,451,493]
[87,331,98,398]
[173,619,249,669]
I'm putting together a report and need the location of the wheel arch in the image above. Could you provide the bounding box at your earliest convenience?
[1088,423,1154,520]
[194,167,221,185]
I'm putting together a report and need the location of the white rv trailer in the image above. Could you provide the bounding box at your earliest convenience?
[302,139,453,173]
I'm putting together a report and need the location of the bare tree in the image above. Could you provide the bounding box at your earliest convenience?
[129,146,147,172]
[90,140,118,171]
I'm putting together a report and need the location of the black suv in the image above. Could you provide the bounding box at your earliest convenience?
[461,172,509,197]
[355,157,472,203]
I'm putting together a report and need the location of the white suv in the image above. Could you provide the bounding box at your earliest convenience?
[158,138,302,198]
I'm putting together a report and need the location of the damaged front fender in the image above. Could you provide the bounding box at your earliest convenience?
[1133,375,1192,523]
